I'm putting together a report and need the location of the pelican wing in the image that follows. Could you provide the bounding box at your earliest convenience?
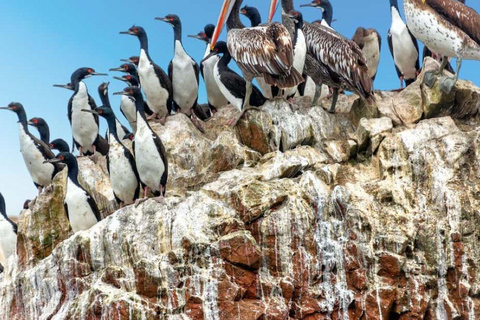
[227,23,294,77]
[426,0,480,45]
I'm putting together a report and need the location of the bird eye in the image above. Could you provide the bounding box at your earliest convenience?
[88,68,93,73]
[34,119,38,124]
[49,143,54,148]
[124,65,129,70]
[126,75,132,80]
[133,28,138,34]
[60,156,65,161]
[99,110,103,114]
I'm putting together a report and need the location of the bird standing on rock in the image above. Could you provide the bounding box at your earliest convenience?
[0,103,61,194]
[188,24,229,114]
[45,152,102,233]
[97,82,131,140]
[210,0,303,123]
[82,107,140,207]
[403,0,480,93]
[0,192,17,271]
[120,26,173,123]
[114,86,168,206]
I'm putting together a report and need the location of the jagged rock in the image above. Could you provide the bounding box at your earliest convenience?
[3,81,480,319]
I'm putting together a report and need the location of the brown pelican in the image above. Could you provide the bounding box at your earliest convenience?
[352,27,382,82]
[210,0,303,122]
[298,2,374,112]
[403,0,480,93]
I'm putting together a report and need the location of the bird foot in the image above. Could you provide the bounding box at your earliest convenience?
[190,116,205,133]
[423,71,438,88]
[153,195,164,203]
[45,185,53,193]
[438,76,456,94]
[147,113,158,121]
[134,197,148,208]
[89,153,98,164]
[158,115,167,125]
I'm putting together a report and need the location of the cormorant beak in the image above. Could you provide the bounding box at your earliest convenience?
[119,30,135,35]
[81,109,99,115]
[188,32,207,41]
[268,0,279,23]
[109,67,125,72]
[113,76,128,82]
[113,91,129,96]
[299,2,316,8]
[0,107,12,111]
[90,72,108,77]
[210,0,235,50]
[43,158,62,164]
[27,121,35,126]
[155,17,170,23]
[201,51,219,64]
[53,84,73,90]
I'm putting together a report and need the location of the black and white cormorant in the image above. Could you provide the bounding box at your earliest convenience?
[28,117,50,145]
[50,139,70,153]
[66,67,108,157]
[0,103,61,194]
[97,82,131,140]
[388,0,420,88]
[45,152,101,232]
[404,0,480,93]
[0,192,17,270]
[114,86,168,205]
[120,56,139,66]
[82,107,140,207]
[156,14,200,117]
[352,27,382,82]
[211,0,303,122]
[120,26,173,123]
[205,41,266,122]
[188,24,229,114]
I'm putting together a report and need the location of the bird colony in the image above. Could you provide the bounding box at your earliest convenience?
[0,0,479,275]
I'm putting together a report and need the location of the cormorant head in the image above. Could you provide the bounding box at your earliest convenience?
[113,74,140,86]
[120,56,139,66]
[44,152,77,168]
[300,0,323,9]
[155,14,181,28]
[288,10,304,26]
[109,63,136,73]
[85,107,115,120]
[0,102,25,116]
[98,82,110,97]
[53,82,74,90]
[188,31,209,43]
[204,24,216,39]
[71,67,107,83]
[124,133,135,141]
[120,25,146,38]
[49,138,70,153]
[27,117,47,128]
[212,41,228,55]
[113,86,142,100]
[240,5,261,24]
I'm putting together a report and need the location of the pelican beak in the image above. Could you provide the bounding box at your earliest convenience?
[210,0,234,50]
[268,0,279,23]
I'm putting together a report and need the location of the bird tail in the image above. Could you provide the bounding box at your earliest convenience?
[263,67,304,89]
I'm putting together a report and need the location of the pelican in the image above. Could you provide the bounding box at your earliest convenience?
[404,0,480,93]
[210,0,304,122]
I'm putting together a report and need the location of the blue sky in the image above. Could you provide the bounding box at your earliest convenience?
[1,0,479,216]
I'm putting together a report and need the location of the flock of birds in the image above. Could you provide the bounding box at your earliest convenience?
[0,0,479,273]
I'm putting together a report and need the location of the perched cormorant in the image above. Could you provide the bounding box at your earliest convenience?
[28,117,50,145]
[120,26,173,122]
[45,152,102,232]
[0,192,17,270]
[0,103,60,193]
[114,86,168,205]
[82,107,140,207]
[97,82,131,139]
[388,0,420,88]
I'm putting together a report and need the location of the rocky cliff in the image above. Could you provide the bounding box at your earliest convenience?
[1,59,480,319]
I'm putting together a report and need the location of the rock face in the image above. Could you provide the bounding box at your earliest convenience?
[1,61,480,319]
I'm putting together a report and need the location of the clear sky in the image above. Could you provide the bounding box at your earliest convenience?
[0,0,479,216]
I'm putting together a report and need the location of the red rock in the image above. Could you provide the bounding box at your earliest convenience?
[134,260,160,298]
[218,300,266,319]
[224,262,258,299]
[347,268,367,291]
[452,242,464,269]
[364,287,396,320]
[451,232,462,242]
[217,278,241,301]
[377,253,402,278]
[219,231,262,270]
[280,278,295,301]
